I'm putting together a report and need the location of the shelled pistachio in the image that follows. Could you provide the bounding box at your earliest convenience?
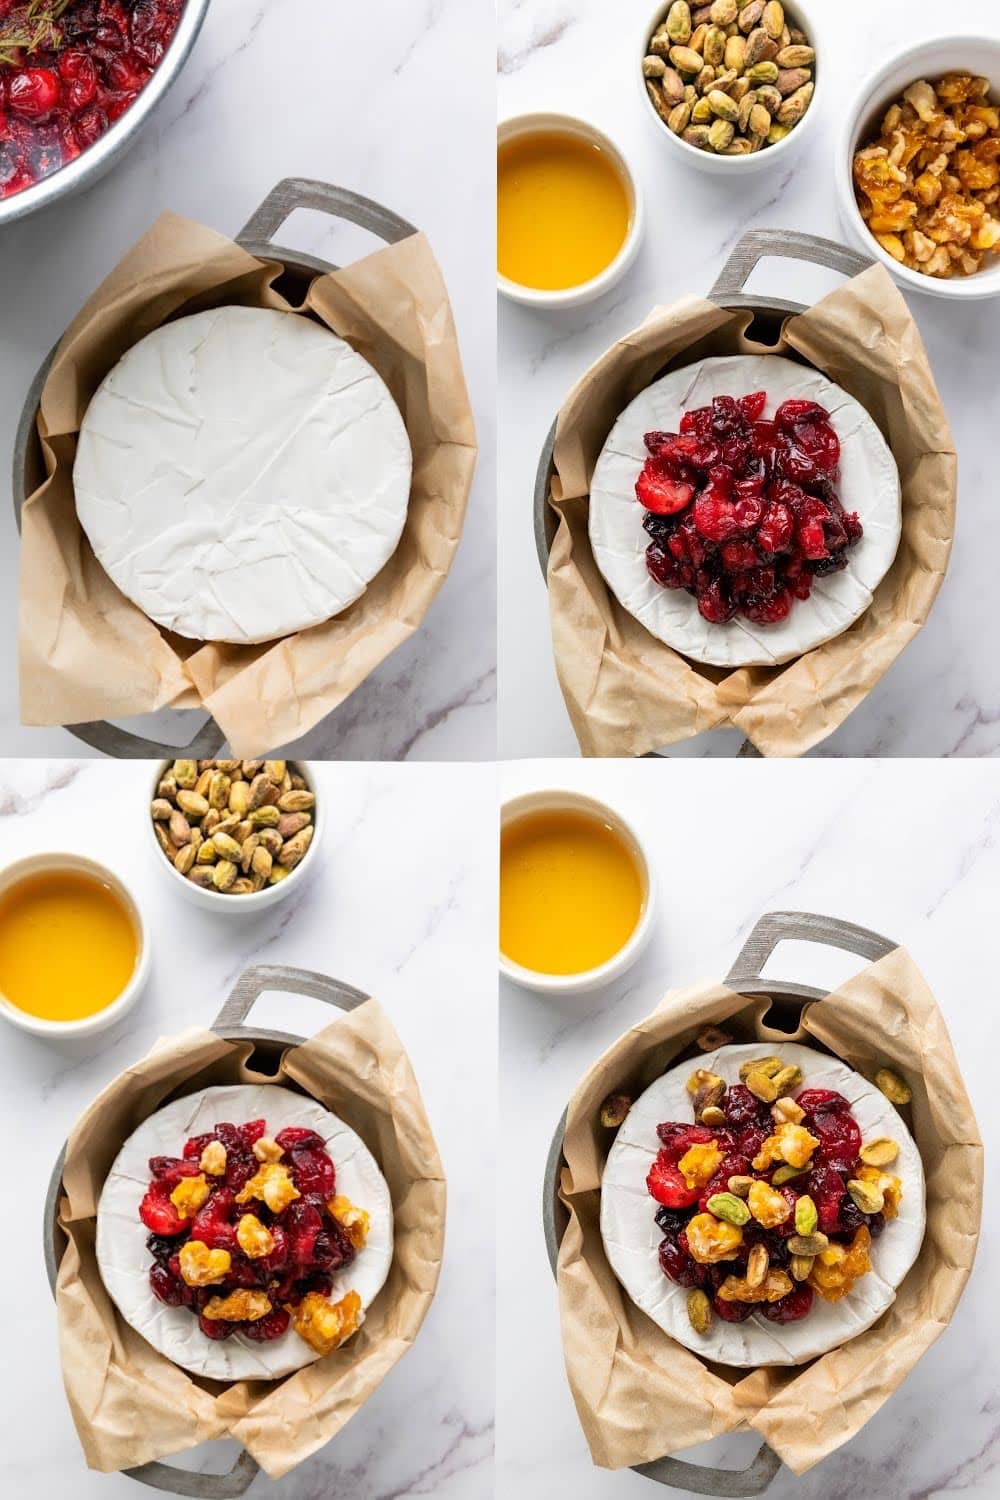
[644,0,815,154]
[150,759,316,895]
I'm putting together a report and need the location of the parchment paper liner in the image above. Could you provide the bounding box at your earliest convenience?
[557,947,981,1474]
[547,264,956,757]
[55,998,446,1479]
[19,213,478,758]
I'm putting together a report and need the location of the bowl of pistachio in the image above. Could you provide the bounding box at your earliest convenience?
[147,759,322,911]
[640,0,821,173]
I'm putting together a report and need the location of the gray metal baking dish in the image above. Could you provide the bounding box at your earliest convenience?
[43,962,369,1497]
[532,230,876,759]
[13,177,417,760]
[541,910,897,1496]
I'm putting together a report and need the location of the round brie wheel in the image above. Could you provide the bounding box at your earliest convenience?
[600,1043,925,1368]
[588,354,902,668]
[96,1084,394,1382]
[74,306,413,645]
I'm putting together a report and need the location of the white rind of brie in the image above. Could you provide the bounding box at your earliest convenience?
[588,355,902,668]
[97,1083,394,1382]
[74,306,413,644]
[600,1042,925,1368]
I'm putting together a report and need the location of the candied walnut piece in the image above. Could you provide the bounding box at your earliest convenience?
[678,1141,725,1189]
[328,1196,371,1251]
[685,1211,745,1263]
[291,1289,363,1356]
[747,1179,793,1228]
[236,1213,276,1260]
[858,1165,902,1219]
[235,1162,301,1213]
[809,1226,872,1302]
[169,1174,211,1221]
[717,1267,793,1303]
[202,1289,273,1323]
[253,1136,285,1163]
[752,1122,820,1171]
[178,1240,232,1287]
[200,1141,228,1177]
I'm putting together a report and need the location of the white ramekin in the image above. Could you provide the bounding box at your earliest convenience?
[638,0,822,175]
[836,35,1000,301]
[0,853,150,1040]
[497,112,646,309]
[147,761,323,913]
[499,790,656,996]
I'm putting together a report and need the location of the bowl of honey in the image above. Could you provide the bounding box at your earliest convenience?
[499,790,656,994]
[0,854,149,1039]
[497,113,645,308]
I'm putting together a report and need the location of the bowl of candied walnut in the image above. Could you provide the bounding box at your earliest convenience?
[838,37,1000,298]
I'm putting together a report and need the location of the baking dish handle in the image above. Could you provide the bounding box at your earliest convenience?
[238,177,417,251]
[124,1451,259,1498]
[711,228,874,302]
[213,963,369,1032]
[62,718,226,760]
[726,910,897,991]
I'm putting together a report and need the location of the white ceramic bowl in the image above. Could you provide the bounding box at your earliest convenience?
[639,0,822,175]
[0,853,149,1039]
[147,761,323,912]
[499,790,656,996]
[836,36,1000,300]
[497,112,645,309]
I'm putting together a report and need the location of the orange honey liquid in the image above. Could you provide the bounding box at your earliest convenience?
[0,870,138,1021]
[497,131,631,290]
[500,808,645,975]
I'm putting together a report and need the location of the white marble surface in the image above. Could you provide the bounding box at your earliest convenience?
[0,758,495,1497]
[0,0,496,762]
[498,758,998,1500]
[498,0,1000,758]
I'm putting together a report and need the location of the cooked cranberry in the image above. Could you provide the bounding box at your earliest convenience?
[697,578,737,623]
[198,1312,233,1341]
[284,1201,324,1266]
[739,391,767,421]
[808,1165,849,1236]
[243,1308,291,1342]
[139,1182,186,1236]
[659,1231,707,1288]
[743,587,792,625]
[655,1123,720,1160]
[760,1283,814,1323]
[647,1154,701,1210]
[713,1293,754,1322]
[723,1085,771,1132]
[654,1205,690,1233]
[150,1263,190,1307]
[274,1127,326,1153]
[698,1155,752,1213]
[797,1089,851,1116]
[811,1110,862,1164]
[9,68,61,121]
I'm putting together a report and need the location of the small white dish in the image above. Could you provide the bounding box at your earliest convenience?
[497,112,645,309]
[147,762,323,912]
[0,853,149,1040]
[836,36,1000,301]
[499,790,656,996]
[639,0,822,176]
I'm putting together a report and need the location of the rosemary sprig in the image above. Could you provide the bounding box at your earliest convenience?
[0,1,74,68]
